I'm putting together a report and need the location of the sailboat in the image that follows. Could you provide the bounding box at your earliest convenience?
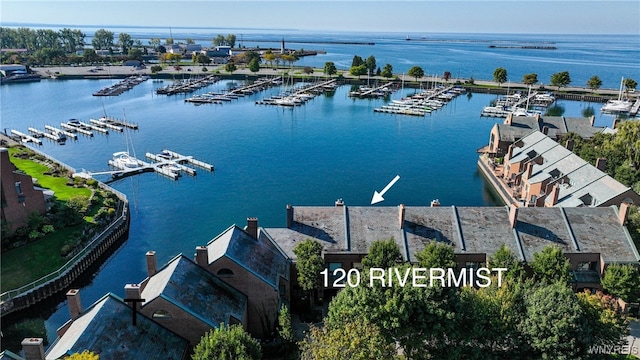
[601,77,633,113]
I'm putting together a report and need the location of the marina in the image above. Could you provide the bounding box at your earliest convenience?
[373,85,463,116]
[256,79,337,107]
[480,90,555,117]
[27,127,66,143]
[348,82,394,98]
[60,121,94,137]
[44,125,78,140]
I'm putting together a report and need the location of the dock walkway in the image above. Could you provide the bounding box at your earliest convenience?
[630,99,640,116]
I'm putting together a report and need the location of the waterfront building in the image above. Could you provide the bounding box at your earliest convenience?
[485,113,606,158]
[45,291,190,360]
[481,130,640,208]
[195,222,290,339]
[0,147,47,234]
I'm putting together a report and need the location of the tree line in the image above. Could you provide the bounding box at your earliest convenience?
[493,66,637,92]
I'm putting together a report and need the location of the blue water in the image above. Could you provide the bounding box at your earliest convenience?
[0,29,636,345]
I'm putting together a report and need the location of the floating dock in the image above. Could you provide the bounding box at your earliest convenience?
[60,122,94,137]
[99,116,138,130]
[90,118,123,132]
[45,125,77,140]
[28,127,65,142]
[10,129,42,145]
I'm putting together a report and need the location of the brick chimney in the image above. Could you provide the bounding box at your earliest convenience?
[286,204,293,228]
[590,115,595,126]
[596,158,607,172]
[618,202,630,225]
[509,204,519,228]
[66,289,82,320]
[146,251,157,277]
[535,113,542,129]
[195,246,209,267]
[565,138,574,152]
[506,144,514,161]
[613,118,620,129]
[542,126,549,135]
[21,338,45,360]
[505,113,513,125]
[524,162,534,180]
[399,204,405,229]
[548,183,560,206]
[246,217,258,239]
[124,283,141,302]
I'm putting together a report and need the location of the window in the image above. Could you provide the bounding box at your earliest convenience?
[152,310,172,319]
[327,262,342,285]
[14,181,22,195]
[577,262,595,271]
[217,268,234,277]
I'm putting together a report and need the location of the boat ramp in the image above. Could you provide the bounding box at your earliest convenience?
[74,150,214,181]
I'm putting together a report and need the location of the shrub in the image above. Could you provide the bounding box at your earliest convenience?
[42,224,55,234]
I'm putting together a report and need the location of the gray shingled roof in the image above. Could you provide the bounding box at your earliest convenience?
[207,225,289,289]
[46,294,189,360]
[141,254,247,328]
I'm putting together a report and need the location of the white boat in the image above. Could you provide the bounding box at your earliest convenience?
[601,76,633,113]
[112,152,139,169]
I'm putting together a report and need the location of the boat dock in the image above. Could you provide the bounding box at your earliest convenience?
[78,121,109,134]
[349,82,394,98]
[27,127,65,142]
[74,149,213,182]
[90,118,123,132]
[373,85,462,116]
[45,125,77,140]
[10,129,42,145]
[630,99,640,116]
[93,75,149,96]
[256,79,337,107]
[156,75,219,95]
[60,122,94,137]
[99,116,138,130]
[229,77,282,96]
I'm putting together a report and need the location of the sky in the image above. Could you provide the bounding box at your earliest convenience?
[1,0,639,34]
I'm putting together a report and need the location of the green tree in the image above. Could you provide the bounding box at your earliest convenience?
[226,34,237,48]
[530,245,571,284]
[303,66,314,76]
[601,264,640,302]
[300,321,399,360]
[165,38,174,45]
[225,62,237,73]
[443,71,452,82]
[192,324,261,360]
[351,55,364,67]
[91,29,114,50]
[264,50,276,68]
[276,304,298,359]
[493,67,507,85]
[488,244,525,281]
[612,120,640,169]
[148,38,161,50]
[550,71,571,89]
[128,48,143,61]
[195,53,210,65]
[117,32,133,54]
[323,61,337,78]
[360,238,403,269]
[248,58,260,73]
[349,64,367,79]
[522,73,538,85]
[212,34,226,47]
[624,77,638,94]
[381,63,393,78]
[58,28,85,53]
[293,238,324,305]
[62,195,89,226]
[407,65,425,82]
[587,75,602,90]
[365,55,376,76]
[577,290,629,351]
[521,282,588,359]
[150,65,162,73]
[415,240,456,269]
[185,38,195,44]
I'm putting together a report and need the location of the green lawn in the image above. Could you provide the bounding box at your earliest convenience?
[7,147,91,200]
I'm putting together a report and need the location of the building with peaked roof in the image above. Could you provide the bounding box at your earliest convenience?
[195,221,289,338]
[1,147,47,235]
[486,113,607,157]
[266,202,640,293]
[45,292,189,360]
[493,130,640,207]
[135,253,248,346]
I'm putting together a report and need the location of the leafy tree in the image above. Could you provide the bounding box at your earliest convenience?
[192,324,261,360]
[550,71,571,89]
[128,48,143,61]
[62,195,89,226]
[488,244,525,281]
[323,61,337,77]
[493,67,507,84]
[381,63,393,78]
[276,304,298,359]
[281,53,298,67]
[577,290,629,351]
[225,62,237,73]
[91,29,114,50]
[248,58,260,73]
[351,55,364,67]
[624,77,638,94]
[195,53,210,65]
[415,240,456,269]
[443,71,452,82]
[587,75,602,90]
[612,120,640,169]
[522,73,538,85]
[349,64,367,79]
[360,238,403,269]
[148,38,161,49]
[303,66,314,75]
[521,282,589,359]
[226,34,237,48]
[117,32,133,54]
[63,350,99,359]
[165,37,174,45]
[293,238,324,304]
[530,245,571,284]
[185,38,195,44]
[82,48,99,63]
[212,34,226,47]
[365,55,376,76]
[407,65,425,81]
[150,65,162,73]
[300,321,399,360]
[58,28,85,53]
[601,264,640,302]
[264,50,276,68]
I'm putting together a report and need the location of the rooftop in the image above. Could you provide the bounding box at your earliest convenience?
[46,294,189,360]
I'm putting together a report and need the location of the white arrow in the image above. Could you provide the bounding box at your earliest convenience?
[371,175,400,204]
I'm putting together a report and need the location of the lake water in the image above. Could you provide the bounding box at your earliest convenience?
[0,30,636,346]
